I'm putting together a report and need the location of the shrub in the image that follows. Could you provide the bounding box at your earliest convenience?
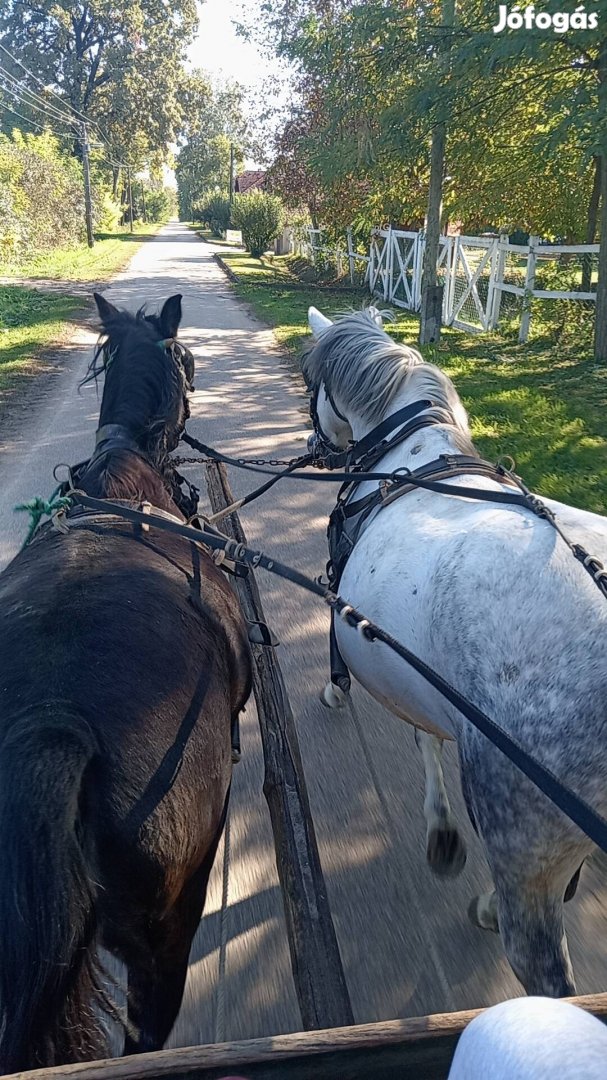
[203,195,232,236]
[231,192,283,257]
[95,190,122,232]
[145,188,176,223]
[0,130,90,265]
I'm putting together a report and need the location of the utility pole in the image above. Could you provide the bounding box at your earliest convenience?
[80,123,94,248]
[127,166,134,233]
[419,0,456,345]
[229,143,235,204]
[141,181,147,224]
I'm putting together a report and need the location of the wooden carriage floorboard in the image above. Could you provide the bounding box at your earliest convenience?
[5,995,607,1080]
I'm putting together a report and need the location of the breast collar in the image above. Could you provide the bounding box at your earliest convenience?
[326,400,521,589]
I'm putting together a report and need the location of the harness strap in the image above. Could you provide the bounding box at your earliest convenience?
[35,488,607,856]
[345,399,436,465]
[340,456,524,522]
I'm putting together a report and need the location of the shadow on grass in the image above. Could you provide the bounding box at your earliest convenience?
[94,231,160,243]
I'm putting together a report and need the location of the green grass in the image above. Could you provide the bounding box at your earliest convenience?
[0,286,82,390]
[0,222,163,282]
[188,225,242,249]
[0,224,163,390]
[220,248,606,514]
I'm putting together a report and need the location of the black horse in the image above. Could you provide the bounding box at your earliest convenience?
[0,294,252,1069]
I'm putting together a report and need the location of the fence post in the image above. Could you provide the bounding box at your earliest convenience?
[384,226,393,302]
[519,235,539,343]
[368,232,376,291]
[445,235,459,325]
[346,227,355,285]
[309,228,316,266]
[441,237,453,321]
[489,234,508,330]
[413,232,423,310]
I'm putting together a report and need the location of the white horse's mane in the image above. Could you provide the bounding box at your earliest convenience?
[302,310,472,447]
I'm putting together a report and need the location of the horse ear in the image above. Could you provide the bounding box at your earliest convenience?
[94,292,119,324]
[367,305,384,327]
[159,294,182,339]
[308,306,333,339]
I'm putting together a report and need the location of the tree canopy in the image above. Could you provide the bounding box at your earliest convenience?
[246,0,606,242]
[175,71,248,218]
[0,0,198,164]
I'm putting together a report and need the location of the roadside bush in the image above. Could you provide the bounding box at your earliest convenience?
[203,195,231,236]
[95,190,122,233]
[145,188,177,223]
[0,130,86,266]
[231,192,283,258]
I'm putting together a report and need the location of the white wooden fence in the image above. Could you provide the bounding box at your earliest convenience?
[299,227,370,283]
[366,228,599,342]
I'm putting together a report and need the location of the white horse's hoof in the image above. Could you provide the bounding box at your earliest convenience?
[468,893,500,933]
[320,682,348,709]
[426,826,467,878]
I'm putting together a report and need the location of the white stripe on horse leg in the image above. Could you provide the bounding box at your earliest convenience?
[416,731,466,877]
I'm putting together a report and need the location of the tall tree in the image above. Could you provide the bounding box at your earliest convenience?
[0,0,198,160]
[175,71,248,218]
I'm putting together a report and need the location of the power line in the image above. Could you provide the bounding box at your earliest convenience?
[0,43,134,183]
[0,41,115,148]
[0,75,78,132]
[0,65,78,126]
[0,98,56,133]
[0,85,77,138]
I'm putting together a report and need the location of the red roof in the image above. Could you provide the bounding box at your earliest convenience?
[235,170,267,194]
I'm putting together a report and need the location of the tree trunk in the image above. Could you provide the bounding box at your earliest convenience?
[419,0,456,345]
[594,152,607,362]
[419,122,447,344]
[582,156,601,293]
[594,43,607,363]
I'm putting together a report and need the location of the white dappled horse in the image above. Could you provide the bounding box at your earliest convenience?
[304,305,607,997]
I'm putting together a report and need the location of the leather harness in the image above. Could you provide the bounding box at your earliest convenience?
[323,401,523,694]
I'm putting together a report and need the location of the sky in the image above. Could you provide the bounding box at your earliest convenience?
[188,0,266,90]
[187,0,292,168]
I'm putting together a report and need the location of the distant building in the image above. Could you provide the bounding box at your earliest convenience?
[235,170,267,195]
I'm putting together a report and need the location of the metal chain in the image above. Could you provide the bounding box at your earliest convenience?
[172,453,307,469]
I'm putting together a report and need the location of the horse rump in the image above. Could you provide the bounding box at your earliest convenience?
[0,706,108,1071]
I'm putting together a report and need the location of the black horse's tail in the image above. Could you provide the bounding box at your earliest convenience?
[0,708,107,1071]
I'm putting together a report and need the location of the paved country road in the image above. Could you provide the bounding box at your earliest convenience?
[2,221,606,1049]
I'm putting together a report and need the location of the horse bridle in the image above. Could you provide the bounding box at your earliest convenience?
[308,383,351,461]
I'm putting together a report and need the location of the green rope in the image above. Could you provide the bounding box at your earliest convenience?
[14,487,72,548]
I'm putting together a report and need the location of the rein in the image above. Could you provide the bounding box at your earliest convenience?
[25,486,607,858]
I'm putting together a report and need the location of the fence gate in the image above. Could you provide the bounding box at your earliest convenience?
[367,229,392,299]
[446,236,498,332]
[390,231,422,310]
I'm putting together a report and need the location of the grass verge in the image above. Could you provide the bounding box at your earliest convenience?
[0,224,163,392]
[0,222,163,283]
[219,247,606,513]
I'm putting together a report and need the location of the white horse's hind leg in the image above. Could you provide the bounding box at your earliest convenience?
[416,731,466,877]
[494,881,576,997]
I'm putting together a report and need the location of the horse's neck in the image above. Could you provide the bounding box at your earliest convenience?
[79,451,178,515]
